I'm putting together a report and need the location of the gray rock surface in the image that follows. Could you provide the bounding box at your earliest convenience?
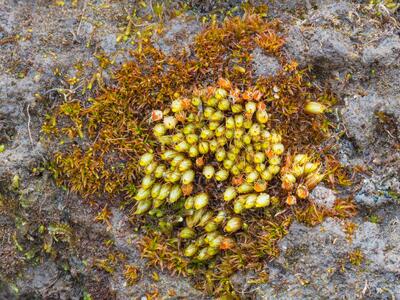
[1,0,399,299]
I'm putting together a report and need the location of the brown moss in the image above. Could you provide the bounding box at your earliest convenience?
[44,10,354,297]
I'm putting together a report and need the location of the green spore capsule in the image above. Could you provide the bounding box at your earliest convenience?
[194,193,209,210]
[224,217,242,233]
[179,227,196,239]
[203,165,215,180]
[139,152,154,167]
[134,188,150,201]
[223,186,237,202]
[182,169,195,185]
[134,199,152,215]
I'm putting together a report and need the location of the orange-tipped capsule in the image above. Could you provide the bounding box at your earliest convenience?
[296,184,309,199]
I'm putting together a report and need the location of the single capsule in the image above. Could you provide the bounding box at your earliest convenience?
[246,171,259,183]
[215,126,226,137]
[254,179,267,192]
[153,124,167,137]
[215,148,226,161]
[234,198,245,214]
[163,116,177,129]
[304,172,324,189]
[225,129,234,139]
[256,110,269,124]
[207,246,219,256]
[269,155,281,165]
[243,134,252,145]
[231,104,243,113]
[200,128,213,140]
[282,173,296,184]
[215,169,229,181]
[183,123,196,135]
[158,135,173,145]
[304,162,320,174]
[217,137,227,147]
[224,217,242,233]
[234,114,244,128]
[255,193,270,208]
[204,107,215,119]
[209,139,218,152]
[226,117,235,129]
[223,159,234,170]
[141,175,155,190]
[139,152,154,167]
[234,139,244,149]
[209,236,223,248]
[161,150,177,161]
[254,152,266,164]
[206,97,218,107]
[151,183,162,199]
[234,128,244,140]
[245,102,257,115]
[198,141,209,154]
[296,184,309,199]
[218,99,230,111]
[237,183,253,193]
[191,96,202,106]
[175,141,190,152]
[179,227,196,239]
[134,187,150,201]
[215,88,228,100]
[171,99,183,112]
[224,186,237,202]
[213,211,226,224]
[243,118,253,129]
[168,185,182,203]
[249,123,261,136]
[144,161,158,175]
[184,243,199,257]
[286,195,297,206]
[272,143,285,155]
[188,145,199,157]
[194,193,209,210]
[196,248,210,261]
[205,221,218,232]
[184,196,194,210]
[178,159,192,172]
[186,133,198,144]
[226,151,237,161]
[182,170,195,185]
[134,199,152,215]
[244,194,257,209]
[230,165,240,176]
[172,132,184,143]
[305,102,326,114]
[165,170,181,183]
[203,165,215,179]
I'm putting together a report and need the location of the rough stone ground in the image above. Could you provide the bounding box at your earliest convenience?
[0,0,399,299]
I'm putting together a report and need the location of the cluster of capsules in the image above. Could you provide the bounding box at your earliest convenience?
[134,78,324,261]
